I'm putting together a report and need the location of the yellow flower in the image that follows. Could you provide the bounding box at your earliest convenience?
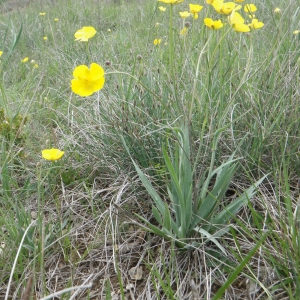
[153,38,162,45]
[71,63,105,97]
[189,4,203,19]
[158,0,184,4]
[0,51,3,57]
[21,57,29,63]
[33,64,39,69]
[74,26,97,42]
[244,4,257,13]
[179,11,191,18]
[274,7,281,13]
[42,149,64,161]
[293,30,300,34]
[212,0,237,15]
[43,36,48,41]
[54,18,59,21]
[248,18,264,30]
[212,0,224,12]
[234,0,244,2]
[206,0,215,3]
[204,18,223,30]
[180,27,188,36]
[228,11,250,32]
[222,2,238,14]
[39,12,46,16]
[158,6,166,11]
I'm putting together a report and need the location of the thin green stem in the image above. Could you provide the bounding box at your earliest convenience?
[0,78,8,115]
[106,71,176,117]
[86,41,91,64]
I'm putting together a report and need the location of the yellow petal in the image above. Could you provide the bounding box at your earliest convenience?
[73,65,89,79]
[204,18,214,28]
[244,4,257,13]
[90,63,105,80]
[91,78,105,92]
[234,23,250,32]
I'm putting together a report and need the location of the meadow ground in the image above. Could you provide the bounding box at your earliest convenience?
[0,0,299,299]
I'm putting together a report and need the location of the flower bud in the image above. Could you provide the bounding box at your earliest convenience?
[184,21,191,28]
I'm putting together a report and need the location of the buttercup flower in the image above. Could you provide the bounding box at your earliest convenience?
[33,64,39,69]
[71,63,105,97]
[180,27,188,36]
[234,0,244,2]
[274,7,281,13]
[39,12,46,16]
[0,51,3,57]
[204,18,224,30]
[206,0,215,4]
[189,4,203,19]
[212,0,238,15]
[158,0,184,4]
[43,36,48,41]
[248,18,264,30]
[21,57,29,63]
[244,4,257,13]
[153,38,162,45]
[158,6,166,11]
[179,11,191,18]
[74,26,97,42]
[228,11,250,32]
[42,149,65,161]
[293,30,300,34]
[54,18,59,21]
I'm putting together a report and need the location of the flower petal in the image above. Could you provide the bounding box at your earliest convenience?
[89,63,105,80]
[92,77,105,92]
[73,65,89,79]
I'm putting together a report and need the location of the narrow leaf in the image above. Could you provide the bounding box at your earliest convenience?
[212,175,267,226]
[212,233,268,300]
[194,227,227,256]
[163,203,172,231]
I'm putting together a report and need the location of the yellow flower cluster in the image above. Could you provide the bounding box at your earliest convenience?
[157,0,264,33]
[205,1,264,32]
[154,38,162,45]
[42,24,105,161]
[70,26,105,97]
[179,4,203,19]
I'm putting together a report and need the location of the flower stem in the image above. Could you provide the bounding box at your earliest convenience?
[86,41,91,64]
[168,4,180,111]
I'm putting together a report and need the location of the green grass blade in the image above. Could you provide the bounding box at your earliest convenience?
[212,232,268,300]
